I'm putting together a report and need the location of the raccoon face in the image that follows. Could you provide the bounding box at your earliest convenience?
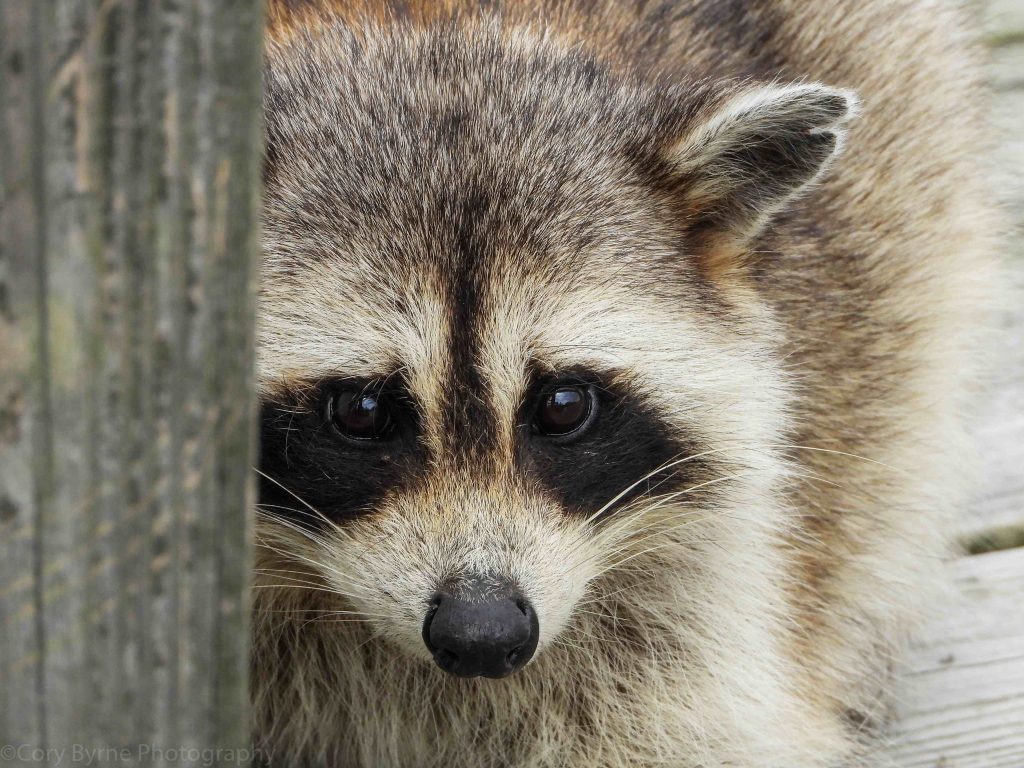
[257,25,853,678]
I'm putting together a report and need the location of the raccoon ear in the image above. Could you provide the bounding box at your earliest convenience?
[666,83,857,274]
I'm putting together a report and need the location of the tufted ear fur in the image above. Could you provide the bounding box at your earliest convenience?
[667,83,857,278]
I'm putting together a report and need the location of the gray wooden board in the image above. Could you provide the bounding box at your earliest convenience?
[0,1,263,763]
[961,32,1024,544]
[886,547,1024,767]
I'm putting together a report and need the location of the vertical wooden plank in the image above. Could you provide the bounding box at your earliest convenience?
[0,2,48,757]
[205,2,264,750]
[0,1,263,764]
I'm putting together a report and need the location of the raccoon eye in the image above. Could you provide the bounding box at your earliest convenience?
[328,388,393,441]
[533,383,597,439]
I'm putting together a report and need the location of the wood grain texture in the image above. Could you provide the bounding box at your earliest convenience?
[886,548,1024,768]
[0,1,264,764]
[984,0,1024,46]
[960,4,1024,547]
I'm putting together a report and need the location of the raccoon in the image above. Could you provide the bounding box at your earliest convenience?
[253,1,997,766]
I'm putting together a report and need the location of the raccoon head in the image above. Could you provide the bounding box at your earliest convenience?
[256,23,854,679]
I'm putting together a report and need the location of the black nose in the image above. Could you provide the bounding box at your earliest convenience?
[422,583,539,679]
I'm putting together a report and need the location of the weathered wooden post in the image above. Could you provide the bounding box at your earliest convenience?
[0,2,263,764]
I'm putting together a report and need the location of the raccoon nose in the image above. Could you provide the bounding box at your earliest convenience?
[422,587,539,679]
